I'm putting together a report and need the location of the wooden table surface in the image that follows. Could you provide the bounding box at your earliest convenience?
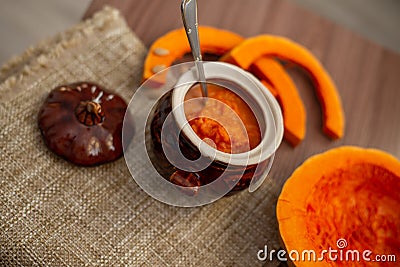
[84,0,400,188]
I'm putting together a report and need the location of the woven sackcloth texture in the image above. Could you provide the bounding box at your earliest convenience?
[0,6,280,266]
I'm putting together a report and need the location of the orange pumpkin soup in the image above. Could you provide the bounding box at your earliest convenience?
[184,83,261,154]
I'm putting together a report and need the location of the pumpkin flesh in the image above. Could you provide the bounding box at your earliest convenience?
[277,146,400,266]
[250,57,306,146]
[143,26,244,80]
[222,35,345,140]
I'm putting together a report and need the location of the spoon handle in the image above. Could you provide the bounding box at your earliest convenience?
[181,0,208,97]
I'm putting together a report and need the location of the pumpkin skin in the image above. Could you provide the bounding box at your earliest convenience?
[222,50,306,147]
[221,35,345,140]
[277,146,400,267]
[143,26,244,81]
[222,55,306,146]
[38,82,129,166]
[250,58,306,146]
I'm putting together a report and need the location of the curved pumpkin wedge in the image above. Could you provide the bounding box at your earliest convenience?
[277,146,400,267]
[222,35,344,140]
[221,55,306,146]
[251,58,306,146]
[143,26,244,81]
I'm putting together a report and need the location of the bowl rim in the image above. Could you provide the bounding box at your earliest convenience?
[171,62,283,166]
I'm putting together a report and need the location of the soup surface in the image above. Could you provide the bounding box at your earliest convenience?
[184,83,261,153]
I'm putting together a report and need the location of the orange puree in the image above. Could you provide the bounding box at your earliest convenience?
[305,164,400,265]
[184,83,261,154]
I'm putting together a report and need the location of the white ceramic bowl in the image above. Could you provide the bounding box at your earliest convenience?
[172,62,283,167]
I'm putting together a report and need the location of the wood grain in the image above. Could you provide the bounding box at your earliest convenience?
[84,0,400,187]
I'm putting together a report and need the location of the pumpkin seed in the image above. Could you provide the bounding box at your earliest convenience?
[153,48,170,56]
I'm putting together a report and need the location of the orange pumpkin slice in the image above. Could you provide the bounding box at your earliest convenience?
[251,58,306,146]
[277,146,400,267]
[221,55,306,146]
[143,26,244,81]
[222,35,345,140]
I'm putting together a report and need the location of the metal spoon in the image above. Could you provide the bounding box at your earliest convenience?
[181,0,208,98]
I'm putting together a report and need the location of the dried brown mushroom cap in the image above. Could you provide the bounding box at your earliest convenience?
[38,82,131,166]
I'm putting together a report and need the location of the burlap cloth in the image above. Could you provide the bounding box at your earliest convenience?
[0,7,280,266]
